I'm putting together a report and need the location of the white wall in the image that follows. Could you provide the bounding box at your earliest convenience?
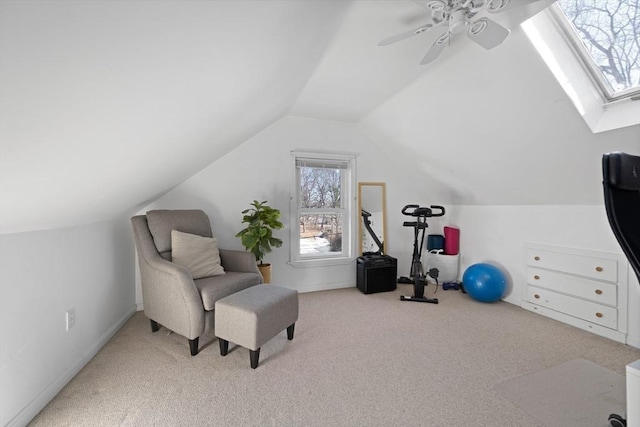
[143,115,427,296]
[0,219,136,427]
[142,115,460,297]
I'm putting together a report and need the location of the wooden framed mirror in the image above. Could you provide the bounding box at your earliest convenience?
[358,182,387,256]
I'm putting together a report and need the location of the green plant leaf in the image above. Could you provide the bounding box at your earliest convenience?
[236,200,283,262]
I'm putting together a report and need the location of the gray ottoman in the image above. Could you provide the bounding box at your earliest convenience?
[215,284,298,369]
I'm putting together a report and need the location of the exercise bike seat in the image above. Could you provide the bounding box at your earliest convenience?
[411,207,433,216]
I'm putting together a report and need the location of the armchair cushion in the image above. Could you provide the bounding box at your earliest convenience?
[147,210,212,258]
[171,230,225,279]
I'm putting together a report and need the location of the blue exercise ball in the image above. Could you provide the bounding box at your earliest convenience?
[462,263,507,303]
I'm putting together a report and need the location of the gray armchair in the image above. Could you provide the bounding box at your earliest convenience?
[131,209,262,356]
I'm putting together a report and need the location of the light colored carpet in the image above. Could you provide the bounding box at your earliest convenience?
[29,286,640,426]
[495,358,626,427]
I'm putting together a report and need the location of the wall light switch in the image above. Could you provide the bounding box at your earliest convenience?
[66,308,75,331]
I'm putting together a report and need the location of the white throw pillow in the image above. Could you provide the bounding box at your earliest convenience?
[171,230,225,279]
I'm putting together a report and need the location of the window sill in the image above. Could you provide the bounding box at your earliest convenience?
[288,257,355,269]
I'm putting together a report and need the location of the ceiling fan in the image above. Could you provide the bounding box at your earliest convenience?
[379,0,554,65]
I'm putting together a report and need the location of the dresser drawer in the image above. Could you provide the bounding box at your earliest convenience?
[526,267,617,306]
[527,286,617,329]
[526,248,617,283]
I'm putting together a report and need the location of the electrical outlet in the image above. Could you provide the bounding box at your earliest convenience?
[66,308,76,331]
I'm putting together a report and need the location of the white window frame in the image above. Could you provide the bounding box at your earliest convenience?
[522,4,640,133]
[289,150,357,268]
[551,2,639,102]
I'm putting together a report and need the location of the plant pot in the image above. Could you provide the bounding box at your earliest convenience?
[258,263,272,284]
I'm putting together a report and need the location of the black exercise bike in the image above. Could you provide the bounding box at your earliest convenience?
[398,204,445,304]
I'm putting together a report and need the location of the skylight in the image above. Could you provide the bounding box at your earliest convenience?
[554,0,639,102]
[522,1,640,133]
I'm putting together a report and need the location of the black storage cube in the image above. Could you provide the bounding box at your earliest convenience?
[356,255,397,294]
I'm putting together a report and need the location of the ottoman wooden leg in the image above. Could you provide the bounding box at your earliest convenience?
[219,339,229,356]
[287,323,295,340]
[250,348,261,369]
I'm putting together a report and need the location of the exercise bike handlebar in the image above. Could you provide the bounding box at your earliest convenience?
[401,204,445,218]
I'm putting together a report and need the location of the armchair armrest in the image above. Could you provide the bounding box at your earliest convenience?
[138,255,206,337]
[132,215,205,338]
[219,249,261,276]
[145,253,192,278]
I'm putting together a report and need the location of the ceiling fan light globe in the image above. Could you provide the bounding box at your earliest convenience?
[449,9,468,34]
[450,20,467,34]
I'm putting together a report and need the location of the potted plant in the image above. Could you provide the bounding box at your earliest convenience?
[236,200,283,283]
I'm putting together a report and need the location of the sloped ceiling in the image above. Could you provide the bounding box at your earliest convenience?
[289,0,555,121]
[0,0,351,233]
[1,0,638,234]
[359,26,640,206]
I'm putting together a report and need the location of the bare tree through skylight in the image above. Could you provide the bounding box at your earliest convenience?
[557,0,639,94]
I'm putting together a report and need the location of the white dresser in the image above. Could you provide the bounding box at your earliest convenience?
[522,243,629,344]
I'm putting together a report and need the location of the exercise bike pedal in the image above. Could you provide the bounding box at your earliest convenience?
[400,295,439,304]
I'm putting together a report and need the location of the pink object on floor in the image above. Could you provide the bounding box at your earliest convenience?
[444,226,460,255]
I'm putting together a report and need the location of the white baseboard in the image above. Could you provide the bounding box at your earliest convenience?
[627,335,640,349]
[7,307,136,427]
[296,281,354,294]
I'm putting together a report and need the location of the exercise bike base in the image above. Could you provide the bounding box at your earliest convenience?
[400,295,439,304]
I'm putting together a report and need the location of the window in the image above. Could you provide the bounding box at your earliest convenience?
[554,0,639,101]
[522,1,640,133]
[290,151,356,267]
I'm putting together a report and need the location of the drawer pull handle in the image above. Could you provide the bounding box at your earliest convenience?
[534,294,540,299]
[595,266,603,272]
[534,256,540,261]
[534,275,540,280]
[595,312,603,318]
[595,289,603,295]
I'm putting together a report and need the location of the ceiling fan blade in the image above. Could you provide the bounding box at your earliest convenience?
[467,17,510,50]
[420,32,450,65]
[378,24,435,46]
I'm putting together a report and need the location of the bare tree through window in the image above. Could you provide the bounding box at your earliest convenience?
[299,165,343,254]
[557,0,639,94]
